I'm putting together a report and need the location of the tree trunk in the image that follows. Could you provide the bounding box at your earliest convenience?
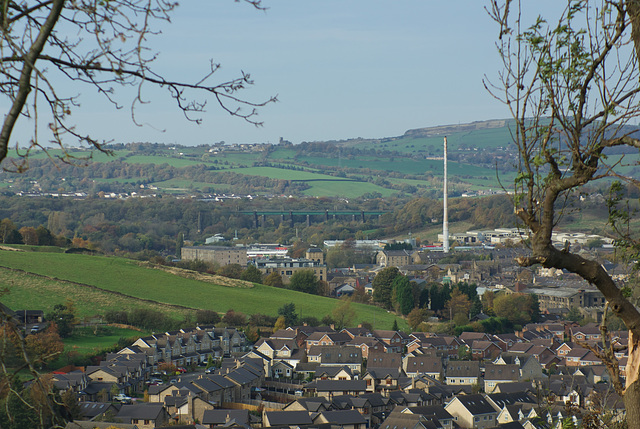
[625,333,640,428]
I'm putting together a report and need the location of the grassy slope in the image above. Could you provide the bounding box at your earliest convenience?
[0,251,402,329]
[63,327,145,355]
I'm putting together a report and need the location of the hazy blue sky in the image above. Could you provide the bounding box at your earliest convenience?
[10,1,561,147]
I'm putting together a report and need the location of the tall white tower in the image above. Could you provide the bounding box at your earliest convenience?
[443,137,450,253]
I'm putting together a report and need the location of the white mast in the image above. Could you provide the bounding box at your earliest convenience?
[443,137,449,253]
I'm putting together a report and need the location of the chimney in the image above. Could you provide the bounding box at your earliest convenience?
[443,137,449,253]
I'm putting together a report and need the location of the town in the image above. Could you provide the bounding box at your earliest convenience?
[1,227,630,429]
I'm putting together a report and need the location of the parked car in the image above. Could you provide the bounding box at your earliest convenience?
[30,325,39,334]
[113,394,132,404]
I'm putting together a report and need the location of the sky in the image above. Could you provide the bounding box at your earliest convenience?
[8,1,561,147]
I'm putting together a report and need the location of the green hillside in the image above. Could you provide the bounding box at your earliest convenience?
[0,250,402,330]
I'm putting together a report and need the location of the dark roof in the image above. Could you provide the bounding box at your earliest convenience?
[319,410,367,425]
[202,409,250,425]
[449,394,496,415]
[406,405,453,421]
[116,403,166,420]
[78,402,119,419]
[379,411,432,429]
[265,410,313,426]
[405,357,442,373]
[486,392,536,408]
[484,364,520,381]
[306,379,367,392]
[445,361,480,378]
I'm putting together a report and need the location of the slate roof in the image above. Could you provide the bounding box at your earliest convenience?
[318,410,367,425]
[379,411,433,429]
[202,409,250,425]
[315,365,353,378]
[265,410,313,426]
[78,402,120,419]
[116,403,166,420]
[445,361,480,378]
[405,356,442,373]
[449,394,496,415]
[308,345,362,363]
[65,422,138,429]
[365,367,403,379]
[486,392,536,409]
[368,352,403,368]
[358,392,392,408]
[405,405,453,421]
[484,364,520,381]
[306,379,367,392]
[288,397,331,412]
[341,327,373,338]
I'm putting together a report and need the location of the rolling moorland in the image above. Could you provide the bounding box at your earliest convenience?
[2,118,637,199]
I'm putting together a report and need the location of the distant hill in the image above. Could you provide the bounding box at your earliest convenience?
[402,119,509,139]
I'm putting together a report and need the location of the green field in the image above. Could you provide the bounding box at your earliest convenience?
[123,155,212,168]
[301,181,396,198]
[63,326,145,355]
[220,166,353,181]
[0,250,403,329]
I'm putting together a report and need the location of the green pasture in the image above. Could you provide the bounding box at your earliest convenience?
[151,179,231,192]
[63,326,145,355]
[301,181,396,198]
[211,152,261,166]
[0,266,191,320]
[0,251,403,330]
[123,155,211,168]
[268,148,298,159]
[219,166,352,181]
[295,155,496,178]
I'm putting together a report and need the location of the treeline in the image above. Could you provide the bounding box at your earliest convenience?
[384,194,518,235]
[0,159,311,195]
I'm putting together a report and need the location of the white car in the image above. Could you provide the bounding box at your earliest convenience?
[113,394,132,403]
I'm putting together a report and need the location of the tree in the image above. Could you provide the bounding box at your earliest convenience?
[372,266,400,309]
[445,288,472,322]
[196,310,221,325]
[0,0,275,167]
[407,308,428,331]
[277,303,299,327]
[19,226,38,245]
[46,302,76,338]
[264,271,284,288]
[492,293,540,326]
[240,265,263,283]
[25,325,64,366]
[273,315,286,332]
[217,263,243,279]
[222,309,246,326]
[488,0,640,420]
[288,270,319,295]
[0,219,21,244]
[391,275,414,315]
[332,298,356,330]
[175,233,184,258]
